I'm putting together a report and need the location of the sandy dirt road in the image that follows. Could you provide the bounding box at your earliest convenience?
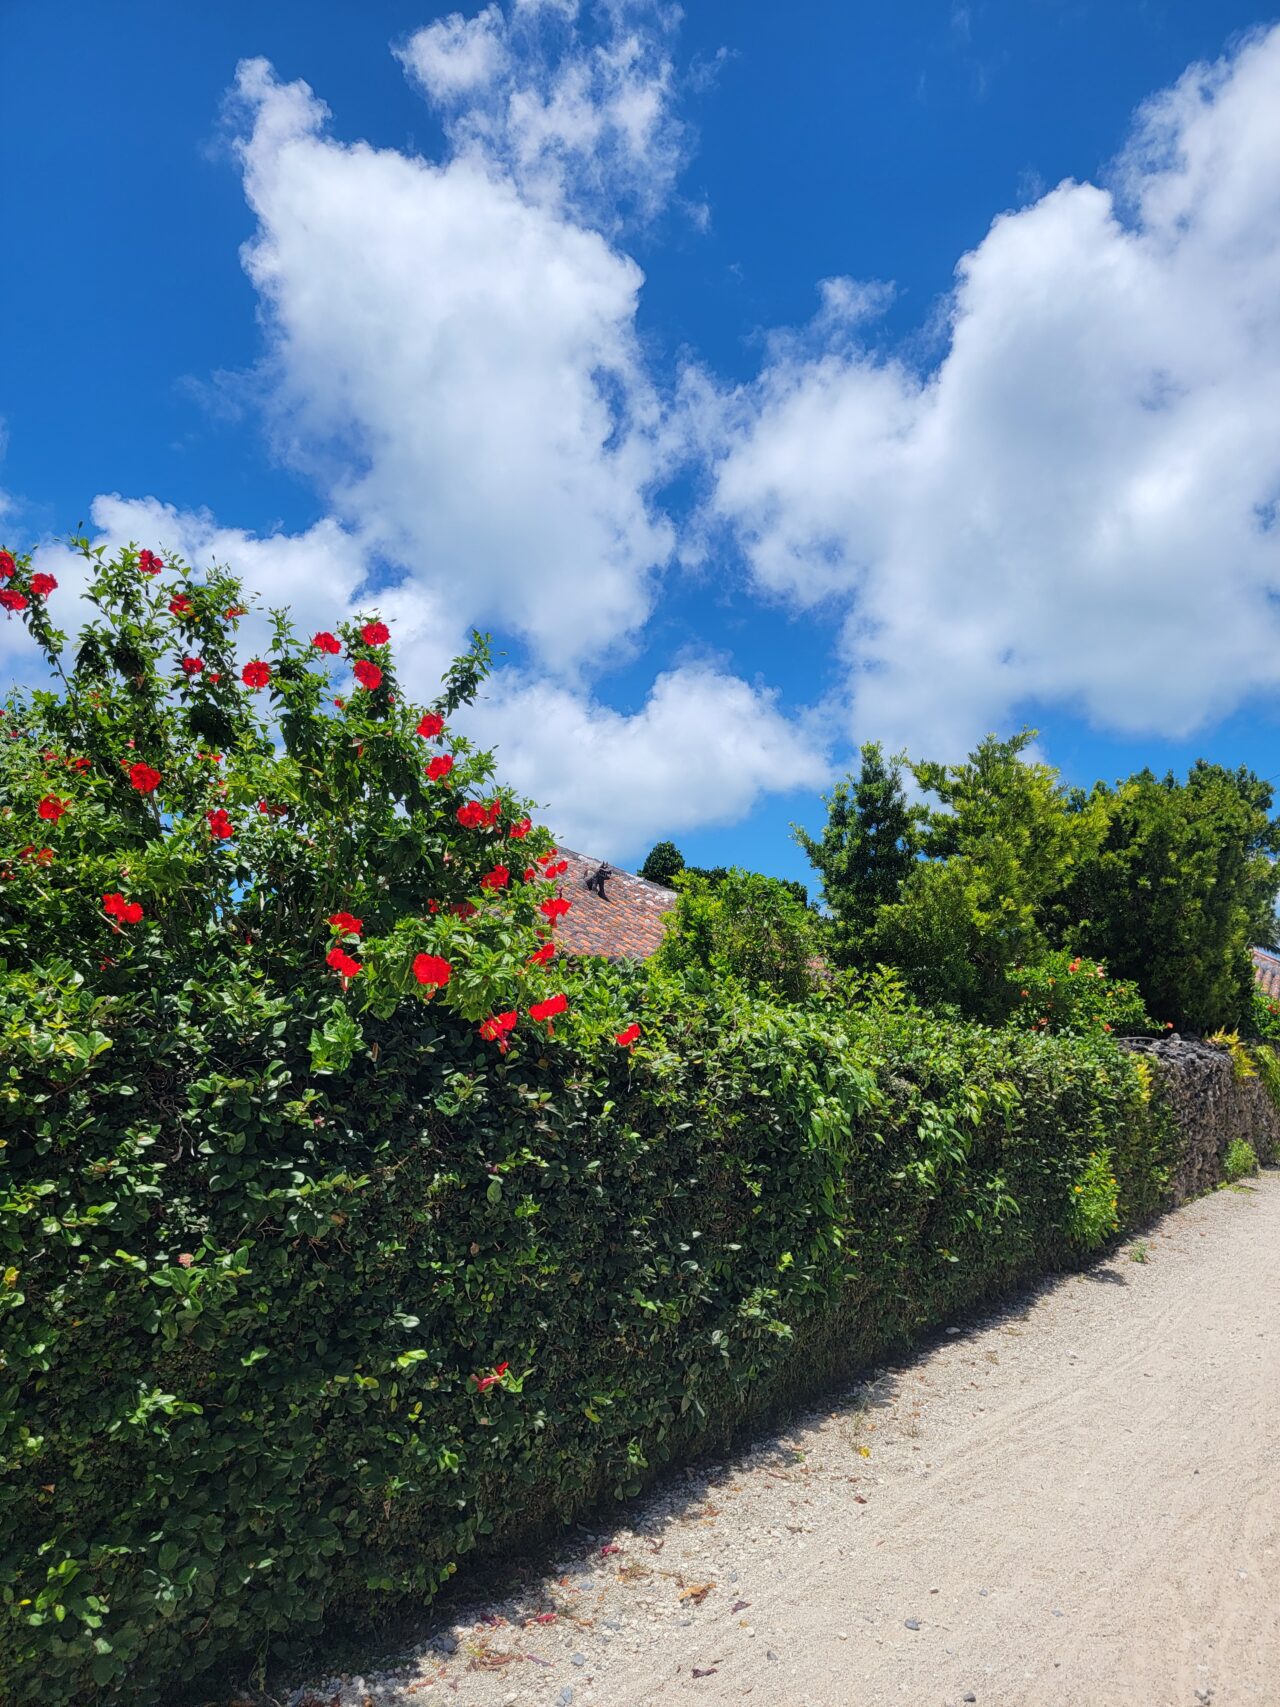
[297,1172,1280,1707]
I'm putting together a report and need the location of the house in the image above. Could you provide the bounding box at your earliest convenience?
[548,847,676,960]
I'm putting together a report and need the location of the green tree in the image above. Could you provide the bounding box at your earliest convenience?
[1056,763,1280,1033]
[794,741,918,966]
[654,867,823,1001]
[639,838,685,887]
[875,732,1107,1018]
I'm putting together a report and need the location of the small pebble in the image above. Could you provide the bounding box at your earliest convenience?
[963,1695,977,1703]
[904,1617,921,1631]
[557,1691,574,1707]
[837,1630,848,1641]
[571,1653,586,1667]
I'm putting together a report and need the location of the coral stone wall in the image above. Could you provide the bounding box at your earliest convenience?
[1121,1036,1280,1203]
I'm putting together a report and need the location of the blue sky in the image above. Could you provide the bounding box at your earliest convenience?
[3,0,1280,884]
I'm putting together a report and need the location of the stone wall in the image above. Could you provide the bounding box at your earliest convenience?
[1120,1035,1280,1204]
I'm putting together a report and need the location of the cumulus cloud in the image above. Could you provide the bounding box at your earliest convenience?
[466,662,831,858]
[229,33,677,676]
[707,25,1280,756]
[396,0,685,223]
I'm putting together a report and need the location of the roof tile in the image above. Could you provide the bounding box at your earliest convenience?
[544,847,676,960]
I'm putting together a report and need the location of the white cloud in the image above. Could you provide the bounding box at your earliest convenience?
[467,663,831,858]
[229,35,678,677]
[396,0,684,223]
[707,24,1280,756]
[401,5,510,99]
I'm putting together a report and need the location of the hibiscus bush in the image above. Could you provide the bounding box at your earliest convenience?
[0,535,1211,1706]
[1006,950,1157,1037]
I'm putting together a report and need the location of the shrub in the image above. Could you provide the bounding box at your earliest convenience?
[1249,985,1280,1040]
[1222,1138,1258,1182]
[0,537,1182,1705]
[1007,951,1155,1037]
[653,866,825,1002]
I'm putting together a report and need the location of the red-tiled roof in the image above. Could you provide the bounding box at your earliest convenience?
[546,847,677,960]
[1252,947,1280,998]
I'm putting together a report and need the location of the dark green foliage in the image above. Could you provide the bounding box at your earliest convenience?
[0,537,1229,1705]
[653,868,824,1001]
[794,742,918,966]
[639,840,685,888]
[1,952,1180,1706]
[1057,763,1280,1033]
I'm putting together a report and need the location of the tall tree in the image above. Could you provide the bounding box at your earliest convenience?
[794,741,919,966]
[873,731,1107,1018]
[639,839,685,887]
[1057,762,1280,1033]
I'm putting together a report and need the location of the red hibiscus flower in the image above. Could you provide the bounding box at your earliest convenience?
[311,631,341,654]
[241,660,271,690]
[327,911,363,936]
[473,1360,510,1394]
[225,604,247,618]
[540,897,571,926]
[29,572,57,597]
[412,953,452,990]
[529,993,567,1025]
[0,550,14,577]
[34,847,54,865]
[478,1011,518,1053]
[508,816,532,839]
[416,712,444,739]
[480,864,509,890]
[0,589,29,612]
[457,801,489,829]
[128,762,162,795]
[103,892,144,925]
[180,655,204,675]
[138,548,164,576]
[528,942,555,966]
[615,1023,641,1048]
[421,753,453,784]
[208,672,221,684]
[353,659,383,691]
[360,620,390,646]
[168,594,192,616]
[206,808,235,840]
[326,946,362,979]
[451,900,478,919]
[522,866,537,882]
[37,795,68,822]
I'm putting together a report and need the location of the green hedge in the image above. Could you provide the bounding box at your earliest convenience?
[1,960,1177,1704]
